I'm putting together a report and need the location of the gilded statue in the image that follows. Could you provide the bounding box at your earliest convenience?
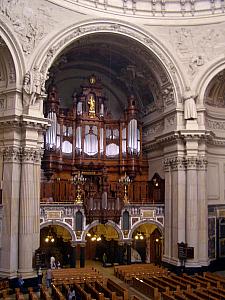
[88,95,95,117]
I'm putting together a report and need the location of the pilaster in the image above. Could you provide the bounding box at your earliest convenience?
[0,147,21,278]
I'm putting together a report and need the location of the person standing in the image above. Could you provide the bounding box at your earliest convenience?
[46,267,52,288]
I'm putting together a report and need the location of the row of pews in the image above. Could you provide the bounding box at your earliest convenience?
[114,263,169,284]
[44,267,130,300]
[132,272,225,299]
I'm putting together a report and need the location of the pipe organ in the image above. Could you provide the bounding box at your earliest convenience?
[41,74,164,223]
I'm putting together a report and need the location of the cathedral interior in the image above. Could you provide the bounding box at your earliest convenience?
[1,1,225,297]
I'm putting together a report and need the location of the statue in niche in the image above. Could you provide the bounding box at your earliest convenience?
[22,67,46,106]
[183,88,197,120]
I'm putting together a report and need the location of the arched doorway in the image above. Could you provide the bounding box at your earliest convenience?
[132,223,163,265]
[39,225,73,268]
[85,224,120,266]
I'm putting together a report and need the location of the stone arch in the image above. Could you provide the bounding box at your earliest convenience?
[40,220,76,242]
[128,219,164,240]
[0,18,25,87]
[192,55,225,106]
[82,220,123,242]
[32,19,185,108]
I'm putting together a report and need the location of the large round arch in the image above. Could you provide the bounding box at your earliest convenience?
[31,19,185,110]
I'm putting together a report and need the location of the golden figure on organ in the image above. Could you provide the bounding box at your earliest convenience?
[88,95,96,117]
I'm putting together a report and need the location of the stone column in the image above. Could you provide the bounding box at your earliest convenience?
[18,147,42,277]
[163,156,186,266]
[0,147,21,278]
[197,157,208,266]
[162,158,172,264]
[79,243,86,268]
[145,234,151,263]
[185,156,198,266]
[117,242,124,264]
[71,242,77,268]
[126,242,131,265]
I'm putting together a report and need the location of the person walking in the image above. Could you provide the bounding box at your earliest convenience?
[46,267,52,288]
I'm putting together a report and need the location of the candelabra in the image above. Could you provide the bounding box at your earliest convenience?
[72,172,86,204]
[119,172,131,204]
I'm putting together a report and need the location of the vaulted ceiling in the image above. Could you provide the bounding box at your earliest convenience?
[47,33,170,118]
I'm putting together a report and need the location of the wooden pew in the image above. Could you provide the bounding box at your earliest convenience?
[94,280,117,300]
[40,285,52,300]
[194,288,218,300]
[204,272,225,288]
[182,274,211,289]
[170,274,201,290]
[194,274,220,288]
[132,277,160,300]
[143,277,173,293]
[28,287,39,300]
[72,282,92,300]
[147,276,181,292]
[107,278,129,300]
[84,282,105,300]
[51,284,66,300]
[162,275,188,290]
[183,289,202,299]
[208,287,225,299]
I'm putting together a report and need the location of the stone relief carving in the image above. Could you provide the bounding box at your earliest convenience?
[22,66,46,106]
[0,99,4,109]
[207,119,225,130]
[170,25,225,77]
[0,0,54,55]
[144,121,164,137]
[162,85,175,106]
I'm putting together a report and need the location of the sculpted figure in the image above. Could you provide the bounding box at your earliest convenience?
[183,89,197,120]
[22,67,46,106]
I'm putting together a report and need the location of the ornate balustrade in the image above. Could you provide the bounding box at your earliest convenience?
[53,0,225,17]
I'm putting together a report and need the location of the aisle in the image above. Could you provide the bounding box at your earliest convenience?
[85,260,150,299]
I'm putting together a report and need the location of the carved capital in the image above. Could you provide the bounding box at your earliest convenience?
[185,156,198,169]
[2,147,21,163]
[197,156,208,170]
[21,147,43,164]
[170,156,186,171]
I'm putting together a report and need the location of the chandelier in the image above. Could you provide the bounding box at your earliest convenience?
[134,232,144,240]
[87,232,102,242]
[44,227,55,243]
[119,172,131,204]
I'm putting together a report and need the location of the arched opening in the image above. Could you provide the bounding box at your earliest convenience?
[131,223,163,265]
[85,224,120,266]
[39,225,73,268]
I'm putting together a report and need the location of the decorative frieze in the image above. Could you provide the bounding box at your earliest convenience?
[163,156,208,171]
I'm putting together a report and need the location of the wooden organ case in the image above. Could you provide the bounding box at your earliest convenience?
[41,75,164,224]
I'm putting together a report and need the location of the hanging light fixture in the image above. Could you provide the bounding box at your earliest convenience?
[134,232,144,240]
[44,227,55,243]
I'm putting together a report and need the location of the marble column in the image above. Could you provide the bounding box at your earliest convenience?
[18,147,42,277]
[163,156,186,265]
[185,156,198,266]
[80,243,86,268]
[162,158,172,264]
[0,147,21,278]
[197,157,208,266]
